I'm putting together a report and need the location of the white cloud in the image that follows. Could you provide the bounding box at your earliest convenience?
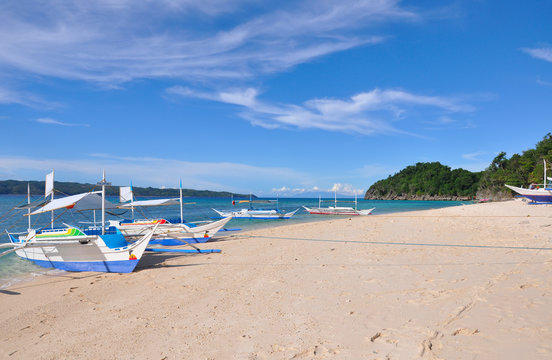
[0,0,417,85]
[271,184,364,197]
[36,118,90,127]
[271,186,320,195]
[536,77,552,87]
[171,87,474,135]
[0,86,59,109]
[437,116,456,124]
[523,47,552,63]
[0,154,309,193]
[330,183,364,196]
[461,151,485,161]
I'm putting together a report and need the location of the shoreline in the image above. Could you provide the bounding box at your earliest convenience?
[0,199,470,290]
[1,200,551,358]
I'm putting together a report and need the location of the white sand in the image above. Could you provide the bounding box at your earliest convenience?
[1,200,552,359]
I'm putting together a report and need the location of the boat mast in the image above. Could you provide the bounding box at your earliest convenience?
[44,169,55,229]
[544,159,547,187]
[27,183,31,231]
[51,170,54,228]
[355,195,357,210]
[97,170,111,235]
[179,179,183,224]
[130,181,134,220]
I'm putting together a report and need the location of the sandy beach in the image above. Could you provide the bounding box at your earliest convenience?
[1,200,552,359]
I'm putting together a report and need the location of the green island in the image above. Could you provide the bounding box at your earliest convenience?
[365,133,552,200]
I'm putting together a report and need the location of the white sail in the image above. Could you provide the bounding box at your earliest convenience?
[45,170,54,198]
[120,186,133,203]
[119,198,180,207]
[30,192,116,215]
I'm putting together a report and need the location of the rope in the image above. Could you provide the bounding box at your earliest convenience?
[243,235,552,251]
[372,215,549,218]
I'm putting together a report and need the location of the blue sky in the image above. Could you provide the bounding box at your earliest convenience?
[0,0,550,197]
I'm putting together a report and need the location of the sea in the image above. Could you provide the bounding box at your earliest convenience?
[0,194,471,289]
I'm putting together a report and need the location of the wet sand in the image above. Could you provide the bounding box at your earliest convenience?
[1,200,552,359]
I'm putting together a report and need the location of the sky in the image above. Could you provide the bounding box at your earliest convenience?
[0,0,551,197]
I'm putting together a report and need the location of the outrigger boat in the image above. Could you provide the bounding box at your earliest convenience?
[109,217,232,245]
[109,182,234,244]
[303,194,375,216]
[212,196,299,219]
[1,173,158,273]
[505,160,552,203]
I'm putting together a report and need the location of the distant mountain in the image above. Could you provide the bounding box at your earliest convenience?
[0,180,253,199]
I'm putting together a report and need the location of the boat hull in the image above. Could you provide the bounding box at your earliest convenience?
[9,227,155,273]
[25,257,139,273]
[303,206,374,216]
[212,208,298,219]
[111,217,232,243]
[505,185,552,203]
[149,236,209,245]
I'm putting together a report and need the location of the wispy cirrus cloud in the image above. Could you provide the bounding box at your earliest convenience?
[462,151,486,161]
[536,76,552,87]
[0,86,59,109]
[167,86,474,135]
[0,0,416,85]
[36,118,90,127]
[522,47,552,63]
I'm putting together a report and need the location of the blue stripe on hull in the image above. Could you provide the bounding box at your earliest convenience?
[234,217,289,219]
[525,195,552,202]
[146,248,221,253]
[242,217,290,219]
[27,258,139,273]
[149,237,210,245]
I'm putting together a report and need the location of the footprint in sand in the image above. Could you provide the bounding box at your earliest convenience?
[452,328,479,336]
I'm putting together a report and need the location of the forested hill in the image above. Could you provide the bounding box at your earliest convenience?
[365,133,552,201]
[477,133,552,198]
[364,162,481,200]
[0,180,252,198]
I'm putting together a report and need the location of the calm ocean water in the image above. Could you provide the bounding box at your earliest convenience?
[0,194,470,288]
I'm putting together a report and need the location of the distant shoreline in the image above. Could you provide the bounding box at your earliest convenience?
[0,179,253,198]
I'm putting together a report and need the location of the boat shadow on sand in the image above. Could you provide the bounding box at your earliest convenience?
[135,252,212,270]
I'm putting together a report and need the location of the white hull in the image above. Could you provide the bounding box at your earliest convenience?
[7,226,157,273]
[212,208,298,219]
[109,216,232,239]
[505,184,552,202]
[303,206,375,216]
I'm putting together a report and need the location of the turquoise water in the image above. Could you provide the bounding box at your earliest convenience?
[0,195,470,288]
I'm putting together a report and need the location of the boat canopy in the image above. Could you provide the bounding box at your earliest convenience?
[119,198,180,207]
[29,192,116,215]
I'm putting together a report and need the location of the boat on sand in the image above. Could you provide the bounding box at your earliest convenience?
[1,173,158,273]
[505,160,552,203]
